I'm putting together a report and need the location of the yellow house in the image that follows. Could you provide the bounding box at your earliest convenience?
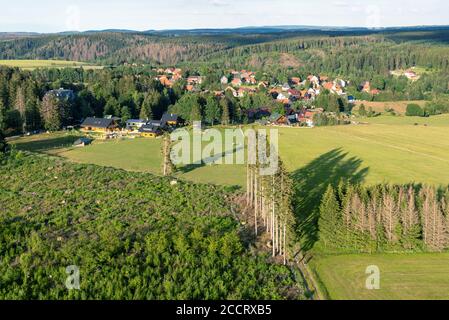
[139,124,162,138]
[80,118,119,133]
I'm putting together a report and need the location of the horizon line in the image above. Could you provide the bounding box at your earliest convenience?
[2,23,449,34]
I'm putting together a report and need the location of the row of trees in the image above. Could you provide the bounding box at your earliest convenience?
[246,134,295,264]
[406,100,449,117]
[318,183,449,253]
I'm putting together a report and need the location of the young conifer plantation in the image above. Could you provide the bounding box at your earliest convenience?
[0,151,306,300]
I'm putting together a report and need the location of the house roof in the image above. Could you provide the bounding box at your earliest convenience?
[147,120,162,127]
[161,113,179,123]
[323,82,334,90]
[288,89,300,96]
[81,117,115,128]
[46,88,75,100]
[74,137,92,145]
[126,119,147,124]
[139,124,161,133]
[269,113,283,121]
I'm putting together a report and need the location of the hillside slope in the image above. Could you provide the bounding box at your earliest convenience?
[0,153,305,299]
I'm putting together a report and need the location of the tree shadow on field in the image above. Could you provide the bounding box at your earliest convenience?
[12,135,81,153]
[177,145,244,174]
[292,148,369,252]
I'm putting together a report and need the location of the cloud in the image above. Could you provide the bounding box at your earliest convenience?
[333,1,350,7]
[210,0,230,7]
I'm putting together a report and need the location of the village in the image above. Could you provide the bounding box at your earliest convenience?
[52,66,386,146]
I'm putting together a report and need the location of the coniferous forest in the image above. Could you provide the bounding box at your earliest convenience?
[318,183,449,254]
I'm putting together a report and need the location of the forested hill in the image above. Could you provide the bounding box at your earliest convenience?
[1,28,449,66]
[0,33,229,65]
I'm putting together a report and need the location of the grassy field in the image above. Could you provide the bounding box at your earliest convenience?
[309,253,449,300]
[11,133,246,187]
[10,115,449,188]
[353,100,427,114]
[280,114,449,186]
[360,113,449,126]
[0,59,103,70]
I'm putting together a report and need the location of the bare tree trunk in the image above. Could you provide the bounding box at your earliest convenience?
[407,187,417,234]
[382,193,396,242]
[283,223,287,265]
[246,163,250,206]
[254,171,258,236]
[278,217,281,255]
[162,134,173,177]
[272,198,275,257]
[275,216,279,255]
[249,167,253,207]
[421,187,432,247]
[279,221,283,257]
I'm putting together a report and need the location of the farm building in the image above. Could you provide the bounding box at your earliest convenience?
[139,124,162,138]
[220,76,229,85]
[126,119,147,131]
[45,88,75,101]
[73,137,92,147]
[161,113,180,127]
[269,113,293,126]
[80,117,119,133]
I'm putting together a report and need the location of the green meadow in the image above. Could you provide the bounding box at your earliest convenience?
[279,114,449,187]
[0,60,103,70]
[11,133,247,188]
[10,114,449,188]
[309,253,449,300]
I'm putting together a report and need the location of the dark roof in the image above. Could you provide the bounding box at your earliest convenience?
[287,115,298,124]
[247,108,271,119]
[147,120,162,127]
[269,113,283,122]
[73,138,92,145]
[139,124,161,133]
[81,117,115,128]
[126,119,147,124]
[161,113,179,124]
[46,88,75,101]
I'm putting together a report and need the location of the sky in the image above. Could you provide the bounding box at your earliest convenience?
[1,0,448,33]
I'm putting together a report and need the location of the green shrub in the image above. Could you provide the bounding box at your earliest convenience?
[406,104,425,117]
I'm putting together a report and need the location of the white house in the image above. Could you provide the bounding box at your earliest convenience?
[220,76,229,85]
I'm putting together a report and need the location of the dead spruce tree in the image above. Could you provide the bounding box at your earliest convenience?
[322,184,449,253]
[420,186,447,251]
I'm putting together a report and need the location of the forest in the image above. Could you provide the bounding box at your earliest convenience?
[317,183,449,254]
